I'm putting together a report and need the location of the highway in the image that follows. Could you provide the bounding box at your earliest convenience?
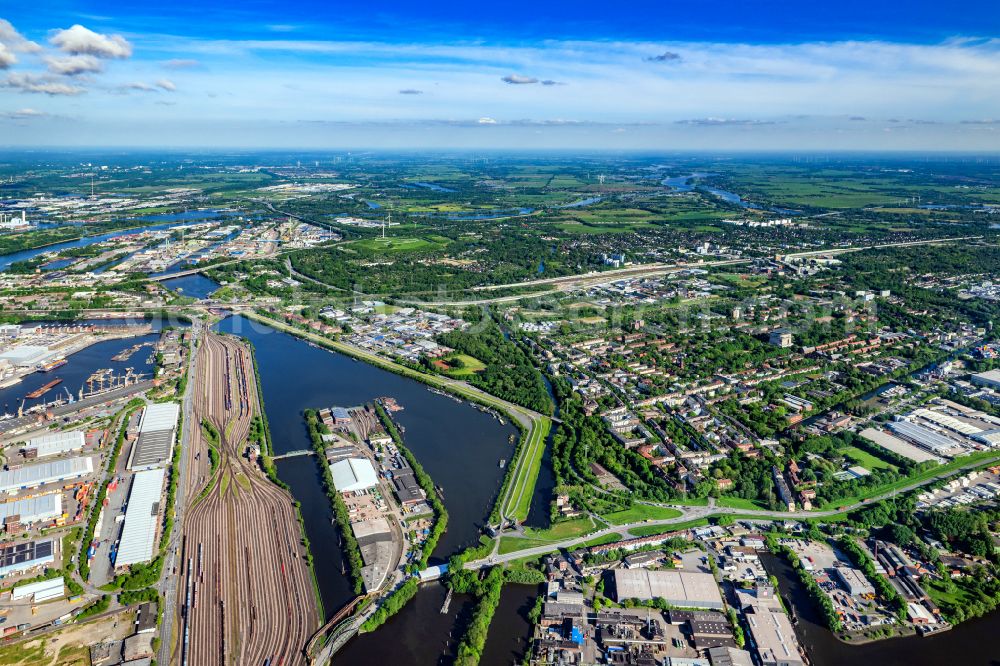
[171,332,319,665]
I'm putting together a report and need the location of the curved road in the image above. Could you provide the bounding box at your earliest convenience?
[468,453,1000,569]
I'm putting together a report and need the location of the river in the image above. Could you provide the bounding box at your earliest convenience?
[0,209,238,272]
[212,314,523,598]
[763,552,1000,665]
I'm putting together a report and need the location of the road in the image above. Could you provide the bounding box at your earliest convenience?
[171,332,319,666]
[467,453,1000,569]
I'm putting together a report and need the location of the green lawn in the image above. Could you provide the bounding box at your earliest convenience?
[504,416,553,522]
[841,445,896,471]
[522,516,595,541]
[628,518,711,537]
[441,353,486,377]
[600,504,682,525]
[717,496,772,511]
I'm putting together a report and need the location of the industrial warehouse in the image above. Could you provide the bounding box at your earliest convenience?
[115,467,167,568]
[611,569,724,609]
[0,538,54,578]
[0,456,94,494]
[127,402,180,470]
[0,493,62,529]
[21,430,85,459]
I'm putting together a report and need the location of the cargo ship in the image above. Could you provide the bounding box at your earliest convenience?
[25,378,63,399]
[37,358,67,372]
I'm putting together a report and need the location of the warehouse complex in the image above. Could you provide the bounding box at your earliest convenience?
[128,402,179,471]
[0,457,94,494]
[115,468,167,568]
[611,569,724,609]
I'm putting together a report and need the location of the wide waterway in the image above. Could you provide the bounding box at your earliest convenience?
[0,320,167,415]
[763,552,1000,665]
[212,316,519,610]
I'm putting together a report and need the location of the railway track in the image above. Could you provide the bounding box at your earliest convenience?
[174,334,319,665]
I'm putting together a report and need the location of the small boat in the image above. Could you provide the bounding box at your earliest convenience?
[435,485,445,499]
[499,459,506,469]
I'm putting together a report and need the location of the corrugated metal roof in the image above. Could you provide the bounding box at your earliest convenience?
[11,576,64,600]
[139,402,180,434]
[115,468,166,568]
[329,458,377,492]
[0,457,94,493]
[0,493,61,523]
[26,431,85,458]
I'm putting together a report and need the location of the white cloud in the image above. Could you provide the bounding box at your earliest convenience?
[50,24,132,59]
[156,78,176,91]
[477,116,497,124]
[0,43,15,69]
[118,81,156,92]
[45,54,104,76]
[502,74,538,85]
[1,108,48,119]
[0,19,42,54]
[1,73,85,95]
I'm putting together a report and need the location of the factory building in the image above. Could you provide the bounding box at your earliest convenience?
[0,493,62,528]
[0,345,50,368]
[0,539,55,578]
[11,576,64,602]
[971,369,1000,391]
[736,587,803,666]
[833,567,876,597]
[888,419,960,455]
[0,457,94,494]
[330,458,378,493]
[611,569,724,609]
[128,402,179,471]
[115,468,166,568]
[22,430,86,459]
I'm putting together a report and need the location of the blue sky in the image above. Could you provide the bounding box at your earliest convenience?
[1,1,999,149]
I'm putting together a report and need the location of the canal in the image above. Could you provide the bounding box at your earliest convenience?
[763,552,1000,665]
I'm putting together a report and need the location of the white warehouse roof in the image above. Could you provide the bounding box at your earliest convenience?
[11,576,64,601]
[0,457,94,494]
[26,430,86,458]
[0,493,62,525]
[329,458,378,493]
[139,402,180,434]
[0,345,49,367]
[115,468,166,568]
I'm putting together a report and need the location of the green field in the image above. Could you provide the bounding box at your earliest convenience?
[841,445,897,471]
[503,416,553,523]
[600,504,683,525]
[441,353,486,377]
[352,236,448,252]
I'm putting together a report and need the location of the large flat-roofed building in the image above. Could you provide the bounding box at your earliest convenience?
[611,569,724,609]
[128,403,179,470]
[23,430,86,459]
[0,539,54,577]
[0,493,62,526]
[0,457,94,494]
[736,587,803,666]
[11,576,64,602]
[972,370,1000,391]
[330,458,378,493]
[888,419,960,455]
[0,345,49,367]
[833,567,876,597]
[115,468,166,568]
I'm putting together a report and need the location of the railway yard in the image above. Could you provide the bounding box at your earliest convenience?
[174,333,319,666]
